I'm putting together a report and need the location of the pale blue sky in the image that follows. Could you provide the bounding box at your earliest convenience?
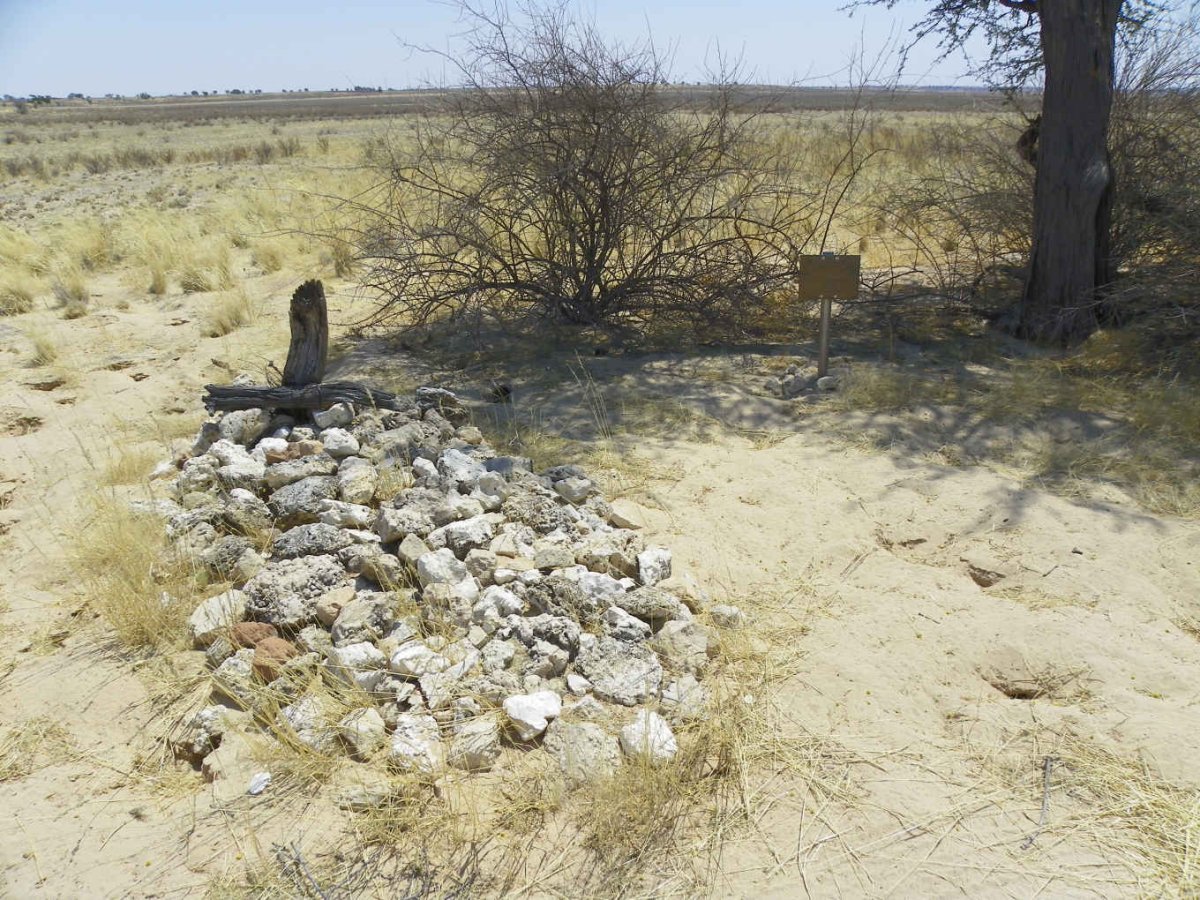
[0,0,984,97]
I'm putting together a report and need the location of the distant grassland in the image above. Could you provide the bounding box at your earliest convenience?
[0,88,1021,306]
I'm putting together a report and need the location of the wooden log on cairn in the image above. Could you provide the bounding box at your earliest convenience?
[203,280,405,414]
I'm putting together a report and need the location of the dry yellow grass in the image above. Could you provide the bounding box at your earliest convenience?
[0,717,75,781]
[71,496,205,652]
[202,288,256,337]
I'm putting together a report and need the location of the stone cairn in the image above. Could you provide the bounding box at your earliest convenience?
[160,386,746,793]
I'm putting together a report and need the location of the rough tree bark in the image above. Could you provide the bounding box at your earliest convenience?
[1018,0,1122,345]
[281,280,328,387]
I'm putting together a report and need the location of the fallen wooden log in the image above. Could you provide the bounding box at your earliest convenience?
[203,380,409,414]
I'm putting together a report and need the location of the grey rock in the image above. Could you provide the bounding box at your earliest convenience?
[269,475,339,527]
[277,696,337,751]
[603,605,651,642]
[709,604,746,628]
[543,720,621,788]
[427,515,494,557]
[244,554,346,629]
[416,548,469,587]
[816,375,840,392]
[331,595,396,645]
[554,476,596,504]
[614,586,684,627]
[264,455,338,491]
[575,637,663,706]
[651,619,712,674]
[376,506,434,542]
[212,649,258,707]
[272,522,354,559]
[637,547,672,586]
[389,642,451,678]
[660,674,708,722]
[219,408,272,446]
[398,533,432,566]
[318,499,374,529]
[200,535,253,580]
[219,490,273,536]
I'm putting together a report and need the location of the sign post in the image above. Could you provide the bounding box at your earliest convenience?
[797,253,861,378]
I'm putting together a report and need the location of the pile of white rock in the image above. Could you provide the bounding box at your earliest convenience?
[157,387,744,793]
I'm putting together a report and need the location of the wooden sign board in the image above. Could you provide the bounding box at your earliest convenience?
[797,254,861,301]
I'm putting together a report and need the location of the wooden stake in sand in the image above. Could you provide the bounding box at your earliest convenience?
[203,280,404,413]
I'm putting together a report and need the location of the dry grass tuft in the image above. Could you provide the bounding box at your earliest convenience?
[203,289,256,338]
[100,445,161,485]
[72,496,205,652]
[0,717,75,781]
[25,325,59,366]
[51,265,89,317]
[0,272,39,315]
[251,241,285,274]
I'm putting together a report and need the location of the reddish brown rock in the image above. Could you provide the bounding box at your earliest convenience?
[252,636,299,681]
[231,621,278,648]
[264,440,326,465]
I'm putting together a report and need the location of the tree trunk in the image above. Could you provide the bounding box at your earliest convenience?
[1018,0,1121,346]
[282,280,328,386]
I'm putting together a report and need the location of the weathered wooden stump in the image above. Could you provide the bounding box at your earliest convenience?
[203,280,403,414]
[281,280,328,387]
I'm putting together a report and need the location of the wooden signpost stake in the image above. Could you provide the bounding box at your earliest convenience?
[203,280,407,413]
[797,253,861,377]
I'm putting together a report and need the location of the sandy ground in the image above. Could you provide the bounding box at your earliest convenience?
[1,277,1198,898]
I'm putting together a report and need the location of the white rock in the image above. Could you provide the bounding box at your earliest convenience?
[576,571,627,604]
[256,437,289,459]
[473,585,525,626]
[319,427,360,458]
[554,476,595,504]
[188,589,247,648]
[416,548,469,586]
[566,672,593,695]
[389,642,451,678]
[277,696,336,751]
[327,641,388,689]
[338,707,387,760]
[447,715,501,772]
[502,690,563,741]
[619,710,677,762]
[427,515,494,556]
[388,713,442,774]
[602,605,651,642]
[412,457,438,480]
[660,674,708,722]
[312,402,354,429]
[437,449,485,489]
[637,547,672,586]
[247,772,272,795]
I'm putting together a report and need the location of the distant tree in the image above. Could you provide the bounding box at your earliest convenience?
[191,90,199,96]
[857,0,1166,345]
[137,92,151,100]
